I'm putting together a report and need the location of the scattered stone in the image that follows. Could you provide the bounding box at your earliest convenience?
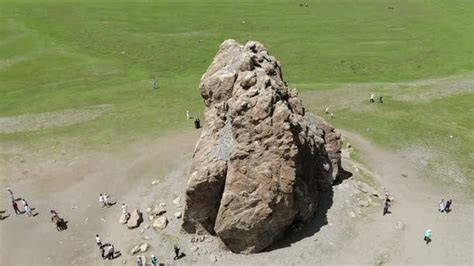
[349,211,356,218]
[145,207,152,213]
[101,218,107,223]
[131,245,141,255]
[119,213,129,224]
[149,215,155,221]
[401,173,408,178]
[209,254,218,263]
[122,260,127,264]
[174,212,182,219]
[139,243,149,252]
[143,235,151,240]
[151,204,166,216]
[358,200,369,207]
[159,203,166,208]
[449,135,454,139]
[395,221,405,231]
[190,246,199,252]
[127,209,143,229]
[173,197,181,205]
[151,179,160,185]
[153,216,168,230]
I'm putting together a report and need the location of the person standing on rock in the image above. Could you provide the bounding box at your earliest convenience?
[103,193,110,207]
[424,229,432,244]
[438,199,445,212]
[11,201,20,215]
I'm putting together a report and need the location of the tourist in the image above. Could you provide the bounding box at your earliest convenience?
[121,203,128,215]
[173,245,180,260]
[424,229,432,244]
[325,107,330,114]
[11,201,20,215]
[186,110,191,120]
[99,194,105,208]
[24,203,33,216]
[194,118,201,129]
[96,234,102,247]
[379,95,384,103]
[103,193,110,207]
[151,254,158,266]
[105,244,115,260]
[151,78,158,90]
[7,187,14,201]
[330,113,335,119]
[370,93,375,103]
[444,199,452,213]
[137,256,143,266]
[383,200,390,216]
[438,199,445,212]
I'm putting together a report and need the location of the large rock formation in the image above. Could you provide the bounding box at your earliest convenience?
[182,40,342,253]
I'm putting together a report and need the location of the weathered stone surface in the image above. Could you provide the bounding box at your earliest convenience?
[153,216,168,230]
[127,209,143,229]
[119,213,129,224]
[182,40,342,253]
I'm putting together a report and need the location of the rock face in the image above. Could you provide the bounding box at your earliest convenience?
[127,209,143,229]
[182,39,342,253]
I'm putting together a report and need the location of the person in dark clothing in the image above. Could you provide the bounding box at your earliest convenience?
[444,199,452,213]
[194,118,201,129]
[383,200,391,216]
[379,96,384,103]
[173,245,180,260]
[12,201,20,215]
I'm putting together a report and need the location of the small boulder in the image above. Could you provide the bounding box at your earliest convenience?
[174,212,182,219]
[173,197,181,205]
[127,209,143,229]
[395,221,405,231]
[139,243,149,252]
[209,254,218,263]
[130,245,140,255]
[190,246,199,252]
[153,216,168,230]
[151,204,166,216]
[358,200,369,207]
[119,213,129,224]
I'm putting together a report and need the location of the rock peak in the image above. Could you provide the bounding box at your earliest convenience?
[183,39,342,253]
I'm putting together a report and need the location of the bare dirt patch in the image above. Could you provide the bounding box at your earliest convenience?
[0,104,114,134]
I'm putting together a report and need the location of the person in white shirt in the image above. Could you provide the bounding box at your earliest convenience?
[95,234,102,247]
[121,204,128,215]
[99,194,105,208]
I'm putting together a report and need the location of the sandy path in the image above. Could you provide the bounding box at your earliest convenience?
[335,131,474,265]
[1,129,472,265]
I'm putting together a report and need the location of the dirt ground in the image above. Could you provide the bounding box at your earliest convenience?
[0,128,473,265]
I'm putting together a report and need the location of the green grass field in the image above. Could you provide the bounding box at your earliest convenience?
[1,0,473,185]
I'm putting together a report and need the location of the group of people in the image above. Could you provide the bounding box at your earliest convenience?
[437,199,453,213]
[98,193,112,208]
[370,93,383,103]
[8,188,33,216]
[136,255,158,266]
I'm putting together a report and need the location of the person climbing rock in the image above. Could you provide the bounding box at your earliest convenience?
[12,201,20,215]
[173,245,180,260]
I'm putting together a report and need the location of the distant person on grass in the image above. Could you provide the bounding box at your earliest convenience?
[370,93,375,103]
[151,78,159,90]
[186,110,191,120]
[379,95,384,103]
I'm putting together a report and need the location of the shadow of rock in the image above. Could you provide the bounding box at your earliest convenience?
[263,188,334,252]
